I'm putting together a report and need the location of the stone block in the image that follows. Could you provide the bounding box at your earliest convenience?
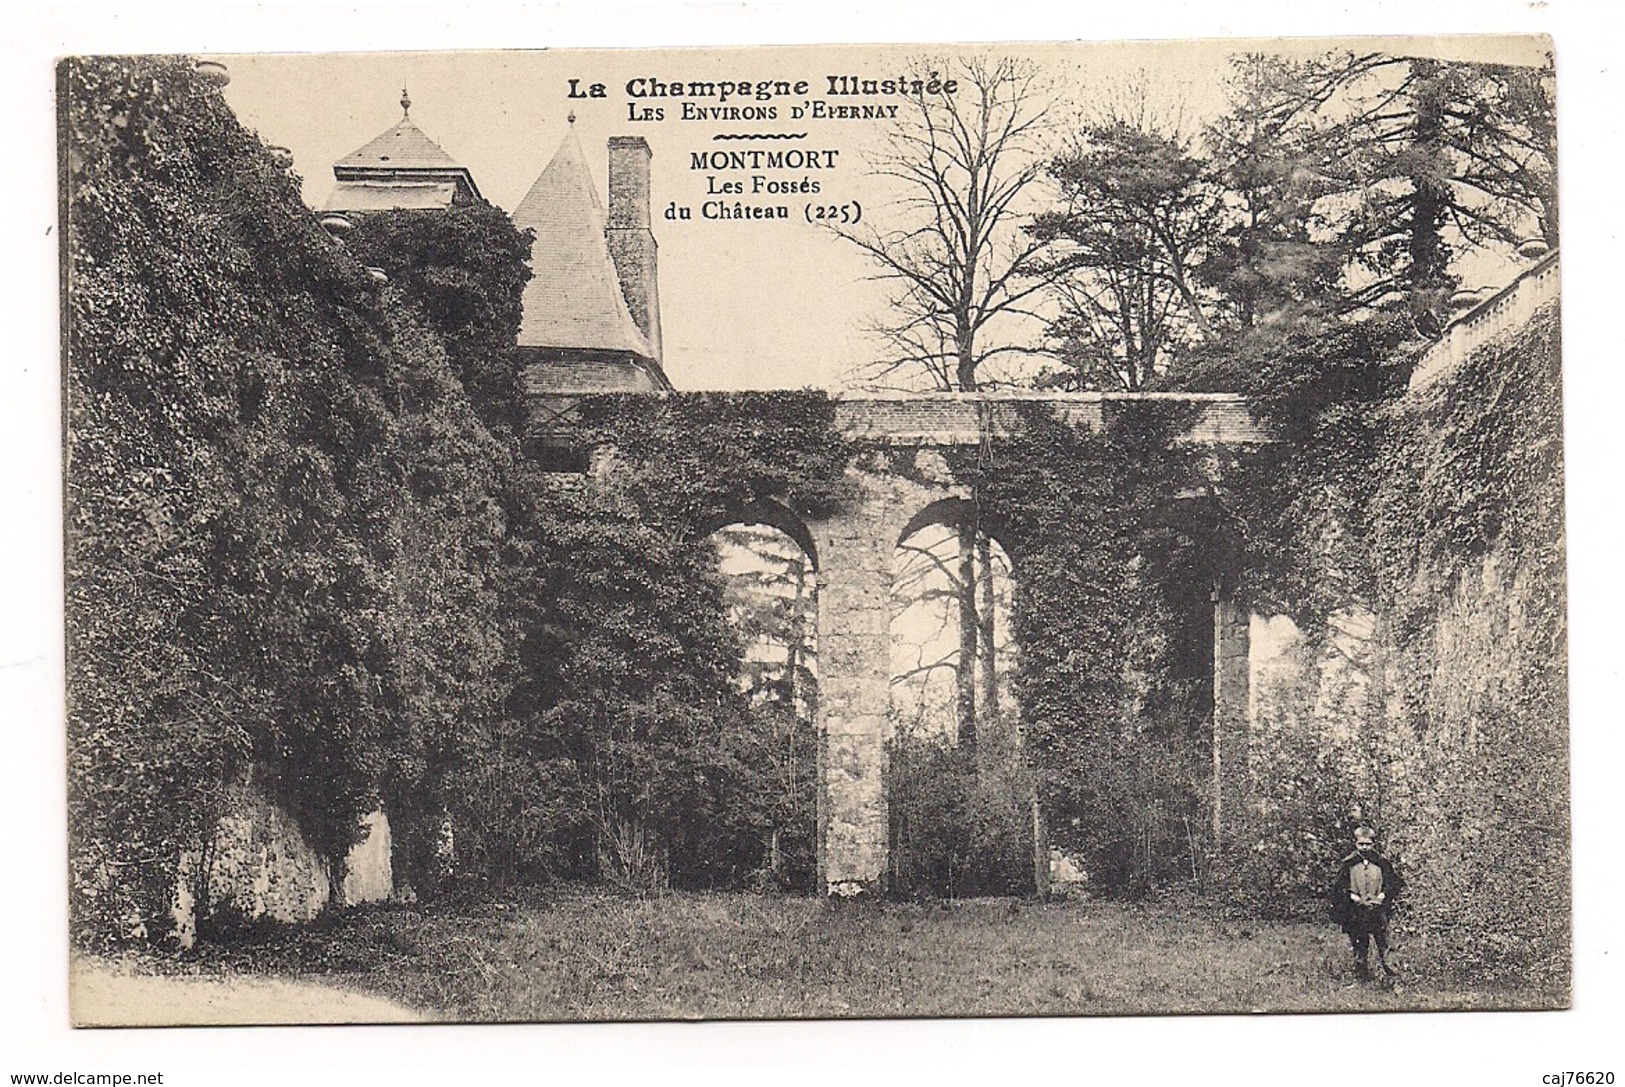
[818,680,890,722]
[341,811,394,906]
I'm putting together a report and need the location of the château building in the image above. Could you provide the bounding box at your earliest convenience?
[511,119,668,396]
[325,90,483,213]
[325,100,669,461]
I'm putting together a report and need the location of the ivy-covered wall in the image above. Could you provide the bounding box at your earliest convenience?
[1374,303,1567,989]
[64,55,401,944]
[950,402,1225,894]
[63,55,536,944]
[62,45,859,941]
[1246,304,1567,991]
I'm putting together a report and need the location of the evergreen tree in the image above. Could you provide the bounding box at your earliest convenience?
[1031,121,1223,389]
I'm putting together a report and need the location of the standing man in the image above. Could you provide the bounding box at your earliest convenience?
[1331,825,1403,980]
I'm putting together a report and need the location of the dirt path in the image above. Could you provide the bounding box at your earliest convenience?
[70,957,431,1027]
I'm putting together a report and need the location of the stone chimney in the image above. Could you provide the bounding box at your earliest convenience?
[605,136,662,363]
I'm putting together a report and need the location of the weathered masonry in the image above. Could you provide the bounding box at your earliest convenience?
[526,385,1261,896]
[804,393,1264,893]
[535,391,1265,895]
[334,107,1270,894]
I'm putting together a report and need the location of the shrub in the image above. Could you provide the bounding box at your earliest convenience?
[886,720,1035,899]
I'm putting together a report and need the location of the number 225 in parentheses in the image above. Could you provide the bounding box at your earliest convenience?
[806,201,862,225]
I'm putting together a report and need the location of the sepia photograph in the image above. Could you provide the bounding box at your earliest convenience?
[10,1,1624,1078]
[53,33,1573,1029]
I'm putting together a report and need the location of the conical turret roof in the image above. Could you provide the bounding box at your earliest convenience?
[512,127,652,358]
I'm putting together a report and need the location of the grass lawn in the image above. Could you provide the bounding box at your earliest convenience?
[162,889,1563,1022]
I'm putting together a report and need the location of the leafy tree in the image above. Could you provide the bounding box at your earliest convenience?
[1218,51,1558,336]
[886,518,1030,897]
[521,488,755,888]
[1168,50,1557,623]
[345,206,534,439]
[713,523,820,887]
[889,519,1014,753]
[1198,54,1355,337]
[1032,121,1223,390]
[715,523,818,714]
[1030,50,1558,395]
[534,393,852,890]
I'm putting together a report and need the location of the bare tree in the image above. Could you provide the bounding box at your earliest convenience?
[840,56,1056,391]
[890,521,1014,752]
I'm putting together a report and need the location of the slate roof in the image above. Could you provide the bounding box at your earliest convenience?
[336,117,460,173]
[511,128,653,358]
[330,110,481,205]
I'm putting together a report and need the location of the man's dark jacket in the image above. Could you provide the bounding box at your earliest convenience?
[1330,849,1403,933]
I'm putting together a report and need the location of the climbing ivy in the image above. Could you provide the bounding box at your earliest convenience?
[945,401,1222,892]
[64,56,531,940]
[345,205,534,439]
[575,390,855,528]
[1367,305,1567,987]
[524,391,855,891]
[1207,313,1414,627]
[64,54,404,941]
[1196,303,1567,987]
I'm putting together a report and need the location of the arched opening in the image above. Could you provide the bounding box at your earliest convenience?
[887,499,1032,897]
[698,498,819,575]
[707,514,819,891]
[890,504,1015,748]
[1036,491,1223,897]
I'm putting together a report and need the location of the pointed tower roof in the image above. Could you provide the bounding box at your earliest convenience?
[336,118,459,172]
[326,89,482,211]
[512,125,653,358]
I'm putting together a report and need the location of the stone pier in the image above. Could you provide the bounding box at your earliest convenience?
[811,494,892,894]
[1211,594,1252,844]
[809,463,966,894]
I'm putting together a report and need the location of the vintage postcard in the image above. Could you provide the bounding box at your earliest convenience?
[59,37,1565,1028]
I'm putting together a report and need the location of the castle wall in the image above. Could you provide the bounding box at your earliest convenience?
[170,784,394,947]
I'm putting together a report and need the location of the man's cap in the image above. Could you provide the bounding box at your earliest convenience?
[1354,826,1377,845]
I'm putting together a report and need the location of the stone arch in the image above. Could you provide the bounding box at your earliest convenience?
[702,502,821,891]
[895,495,1014,559]
[889,495,1019,742]
[696,497,819,574]
[888,497,1029,896]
